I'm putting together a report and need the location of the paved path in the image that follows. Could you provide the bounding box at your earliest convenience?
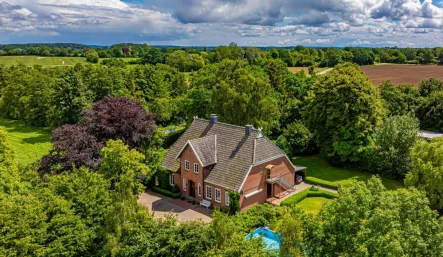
[317,68,333,75]
[138,190,212,223]
[267,182,312,206]
[304,183,338,193]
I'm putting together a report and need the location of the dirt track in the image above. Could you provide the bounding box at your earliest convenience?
[360,65,443,86]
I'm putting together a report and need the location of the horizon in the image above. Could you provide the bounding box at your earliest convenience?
[2,0,443,47]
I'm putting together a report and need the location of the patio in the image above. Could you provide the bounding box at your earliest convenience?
[138,189,213,223]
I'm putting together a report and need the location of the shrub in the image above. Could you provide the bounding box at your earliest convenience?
[227,189,240,215]
[309,186,319,191]
[281,187,311,207]
[307,190,338,199]
[305,177,339,190]
[152,186,182,199]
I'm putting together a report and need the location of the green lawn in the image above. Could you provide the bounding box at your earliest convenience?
[0,118,52,165]
[296,197,330,215]
[0,56,87,66]
[293,155,404,190]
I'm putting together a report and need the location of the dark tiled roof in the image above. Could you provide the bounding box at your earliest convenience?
[162,118,292,192]
[189,135,217,167]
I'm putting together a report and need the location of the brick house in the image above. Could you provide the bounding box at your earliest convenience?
[161,115,306,211]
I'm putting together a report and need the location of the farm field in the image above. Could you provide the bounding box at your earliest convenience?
[361,64,443,86]
[288,67,326,75]
[0,118,52,165]
[0,56,87,66]
[296,197,330,215]
[293,155,404,190]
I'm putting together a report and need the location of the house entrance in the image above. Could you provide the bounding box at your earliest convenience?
[189,180,195,198]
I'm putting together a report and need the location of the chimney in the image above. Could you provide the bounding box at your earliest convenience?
[245,125,253,136]
[210,114,218,124]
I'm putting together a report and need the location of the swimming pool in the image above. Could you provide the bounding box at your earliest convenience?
[246,227,281,250]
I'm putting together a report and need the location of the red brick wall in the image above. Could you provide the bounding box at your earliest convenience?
[204,182,230,209]
[239,156,294,210]
[176,144,205,201]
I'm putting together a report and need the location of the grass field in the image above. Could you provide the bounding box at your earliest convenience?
[361,64,443,86]
[296,197,330,215]
[0,118,52,165]
[293,155,403,190]
[0,56,87,66]
[288,67,326,75]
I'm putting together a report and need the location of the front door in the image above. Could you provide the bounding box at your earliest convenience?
[189,180,195,198]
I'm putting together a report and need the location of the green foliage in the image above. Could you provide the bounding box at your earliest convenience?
[405,137,443,211]
[152,186,182,198]
[419,78,443,97]
[364,115,420,179]
[281,187,311,206]
[305,177,339,190]
[307,190,338,199]
[85,50,99,63]
[417,91,443,132]
[274,212,305,257]
[379,81,422,116]
[281,121,316,155]
[305,177,443,256]
[304,63,383,164]
[227,189,240,215]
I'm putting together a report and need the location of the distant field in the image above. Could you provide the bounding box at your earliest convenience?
[0,118,52,166]
[288,67,325,75]
[361,64,443,86]
[0,56,87,66]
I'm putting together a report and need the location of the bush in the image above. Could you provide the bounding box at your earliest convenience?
[281,187,311,206]
[307,190,338,199]
[305,177,339,190]
[152,186,182,199]
[309,186,319,191]
[282,121,317,155]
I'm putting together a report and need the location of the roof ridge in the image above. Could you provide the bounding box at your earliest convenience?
[194,118,260,132]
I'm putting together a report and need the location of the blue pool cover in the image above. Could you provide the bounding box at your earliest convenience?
[246,227,281,250]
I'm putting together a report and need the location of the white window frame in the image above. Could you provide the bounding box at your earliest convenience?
[215,188,221,203]
[169,174,175,186]
[194,163,199,174]
[183,178,187,191]
[225,191,230,206]
[206,185,212,200]
[184,160,190,171]
[198,183,201,196]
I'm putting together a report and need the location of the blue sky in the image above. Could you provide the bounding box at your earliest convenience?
[1,0,443,47]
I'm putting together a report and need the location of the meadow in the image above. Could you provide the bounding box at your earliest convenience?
[0,117,52,165]
[0,56,87,66]
[361,64,443,86]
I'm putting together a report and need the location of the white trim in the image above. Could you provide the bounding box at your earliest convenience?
[183,178,187,191]
[237,165,253,193]
[194,163,199,173]
[206,185,212,200]
[225,191,230,206]
[215,188,221,203]
[244,188,263,198]
[198,183,202,196]
[174,140,204,167]
[184,160,190,171]
[169,174,175,186]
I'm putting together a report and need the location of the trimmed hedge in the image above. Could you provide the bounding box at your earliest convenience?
[307,190,338,199]
[305,176,339,190]
[152,186,182,199]
[281,187,311,206]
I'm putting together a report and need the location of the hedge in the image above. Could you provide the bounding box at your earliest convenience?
[281,187,311,206]
[152,186,182,199]
[305,176,339,190]
[307,190,338,199]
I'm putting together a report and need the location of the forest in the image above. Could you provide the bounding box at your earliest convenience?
[1,42,443,256]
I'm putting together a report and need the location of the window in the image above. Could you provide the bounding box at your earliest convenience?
[169,174,175,186]
[206,185,212,200]
[225,191,230,206]
[215,188,221,203]
[194,163,199,173]
[184,160,190,171]
[198,183,201,196]
[183,178,187,191]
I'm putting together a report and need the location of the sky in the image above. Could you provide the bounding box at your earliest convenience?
[1,0,443,47]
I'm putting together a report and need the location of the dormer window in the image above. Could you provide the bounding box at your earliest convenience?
[184,160,190,171]
[194,163,199,173]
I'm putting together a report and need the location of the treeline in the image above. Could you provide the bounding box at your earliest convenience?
[2,42,443,67]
